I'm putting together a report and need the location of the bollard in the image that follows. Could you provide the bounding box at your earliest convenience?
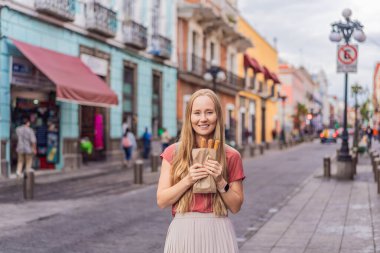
[336,148,340,158]
[378,168,380,194]
[249,145,255,157]
[23,171,34,200]
[375,158,380,183]
[259,144,264,155]
[237,146,245,158]
[352,153,357,175]
[323,156,331,178]
[134,159,144,184]
[372,153,379,173]
[151,153,160,172]
[265,142,270,150]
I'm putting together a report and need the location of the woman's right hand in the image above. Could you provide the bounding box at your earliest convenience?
[185,163,209,185]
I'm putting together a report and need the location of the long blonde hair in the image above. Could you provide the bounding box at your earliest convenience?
[171,89,228,216]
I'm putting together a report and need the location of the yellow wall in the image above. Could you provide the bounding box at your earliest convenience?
[237,16,279,144]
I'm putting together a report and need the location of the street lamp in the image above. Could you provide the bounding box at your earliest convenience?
[203,60,226,92]
[351,83,364,149]
[329,8,365,163]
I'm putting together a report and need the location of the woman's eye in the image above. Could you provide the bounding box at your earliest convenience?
[193,112,200,115]
[207,111,214,115]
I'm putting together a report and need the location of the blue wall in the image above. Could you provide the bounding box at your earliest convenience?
[0,7,177,174]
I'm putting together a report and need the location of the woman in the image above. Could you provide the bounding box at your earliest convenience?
[157,89,245,253]
[122,128,136,168]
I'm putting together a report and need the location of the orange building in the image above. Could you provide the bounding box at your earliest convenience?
[176,0,251,145]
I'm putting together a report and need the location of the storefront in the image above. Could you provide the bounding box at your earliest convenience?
[10,57,60,172]
[8,39,118,173]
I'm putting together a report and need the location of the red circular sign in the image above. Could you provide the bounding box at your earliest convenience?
[338,45,357,65]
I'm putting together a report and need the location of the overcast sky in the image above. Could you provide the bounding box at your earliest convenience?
[238,0,380,105]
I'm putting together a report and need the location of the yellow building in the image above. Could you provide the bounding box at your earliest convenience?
[236,17,280,145]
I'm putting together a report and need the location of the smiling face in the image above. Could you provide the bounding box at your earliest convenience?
[191,95,218,140]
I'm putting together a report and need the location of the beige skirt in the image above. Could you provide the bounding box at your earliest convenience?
[164,212,239,253]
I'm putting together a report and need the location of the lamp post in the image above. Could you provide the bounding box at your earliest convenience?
[351,83,363,149]
[329,8,365,164]
[203,60,226,93]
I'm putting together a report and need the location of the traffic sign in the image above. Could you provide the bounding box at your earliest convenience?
[337,44,358,73]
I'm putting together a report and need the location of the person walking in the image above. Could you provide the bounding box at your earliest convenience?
[121,128,137,168]
[15,117,37,178]
[366,125,373,149]
[142,127,152,159]
[161,128,171,151]
[157,89,245,253]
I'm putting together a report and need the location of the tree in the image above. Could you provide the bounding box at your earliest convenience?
[292,103,308,130]
[360,99,370,124]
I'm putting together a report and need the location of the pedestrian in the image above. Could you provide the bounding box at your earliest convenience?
[15,117,37,178]
[366,125,373,149]
[142,127,152,159]
[157,89,245,253]
[121,128,137,168]
[161,128,171,151]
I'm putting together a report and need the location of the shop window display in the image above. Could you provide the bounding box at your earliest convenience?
[11,96,60,172]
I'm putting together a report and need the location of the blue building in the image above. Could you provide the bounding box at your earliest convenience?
[0,0,177,177]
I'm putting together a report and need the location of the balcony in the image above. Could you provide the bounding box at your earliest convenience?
[151,34,172,59]
[179,53,244,91]
[35,0,75,22]
[122,20,148,50]
[85,2,117,38]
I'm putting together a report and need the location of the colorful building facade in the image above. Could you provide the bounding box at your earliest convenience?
[176,0,251,146]
[236,17,280,145]
[0,0,177,177]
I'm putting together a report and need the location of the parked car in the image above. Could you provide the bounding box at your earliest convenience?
[320,129,338,143]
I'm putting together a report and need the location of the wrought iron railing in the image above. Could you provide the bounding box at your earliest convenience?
[35,0,75,21]
[179,53,245,90]
[85,2,117,38]
[151,34,172,59]
[123,20,148,50]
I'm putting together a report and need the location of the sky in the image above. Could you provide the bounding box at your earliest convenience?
[238,0,380,105]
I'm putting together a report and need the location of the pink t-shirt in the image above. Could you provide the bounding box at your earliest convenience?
[160,143,245,216]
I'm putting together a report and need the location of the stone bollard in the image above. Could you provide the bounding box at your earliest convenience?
[249,145,255,157]
[351,153,357,175]
[134,159,144,184]
[323,156,331,178]
[336,148,340,158]
[265,142,270,150]
[237,146,245,158]
[259,144,264,155]
[23,171,35,200]
[375,158,380,183]
[372,153,379,173]
[377,168,380,194]
[151,152,160,172]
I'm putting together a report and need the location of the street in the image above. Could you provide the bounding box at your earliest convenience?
[0,141,338,253]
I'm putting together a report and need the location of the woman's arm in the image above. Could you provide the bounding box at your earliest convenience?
[156,160,208,209]
[217,179,244,214]
[204,160,244,214]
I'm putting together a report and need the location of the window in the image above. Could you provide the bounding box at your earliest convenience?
[210,42,215,62]
[152,0,160,35]
[152,71,162,137]
[124,0,135,20]
[123,66,136,133]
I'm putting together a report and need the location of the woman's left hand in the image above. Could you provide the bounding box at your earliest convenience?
[203,159,223,183]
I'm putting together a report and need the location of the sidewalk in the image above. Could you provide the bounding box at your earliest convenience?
[240,151,380,253]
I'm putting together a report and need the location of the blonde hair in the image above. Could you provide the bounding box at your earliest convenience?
[171,89,228,216]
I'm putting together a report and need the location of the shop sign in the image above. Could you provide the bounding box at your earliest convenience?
[80,54,108,76]
[11,57,54,88]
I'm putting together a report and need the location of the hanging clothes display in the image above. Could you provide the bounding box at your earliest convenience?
[94,113,104,150]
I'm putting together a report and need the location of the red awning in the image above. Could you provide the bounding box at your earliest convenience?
[270,72,281,84]
[243,54,263,73]
[262,66,272,80]
[11,39,118,107]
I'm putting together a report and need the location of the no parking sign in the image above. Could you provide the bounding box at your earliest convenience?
[337,44,358,73]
